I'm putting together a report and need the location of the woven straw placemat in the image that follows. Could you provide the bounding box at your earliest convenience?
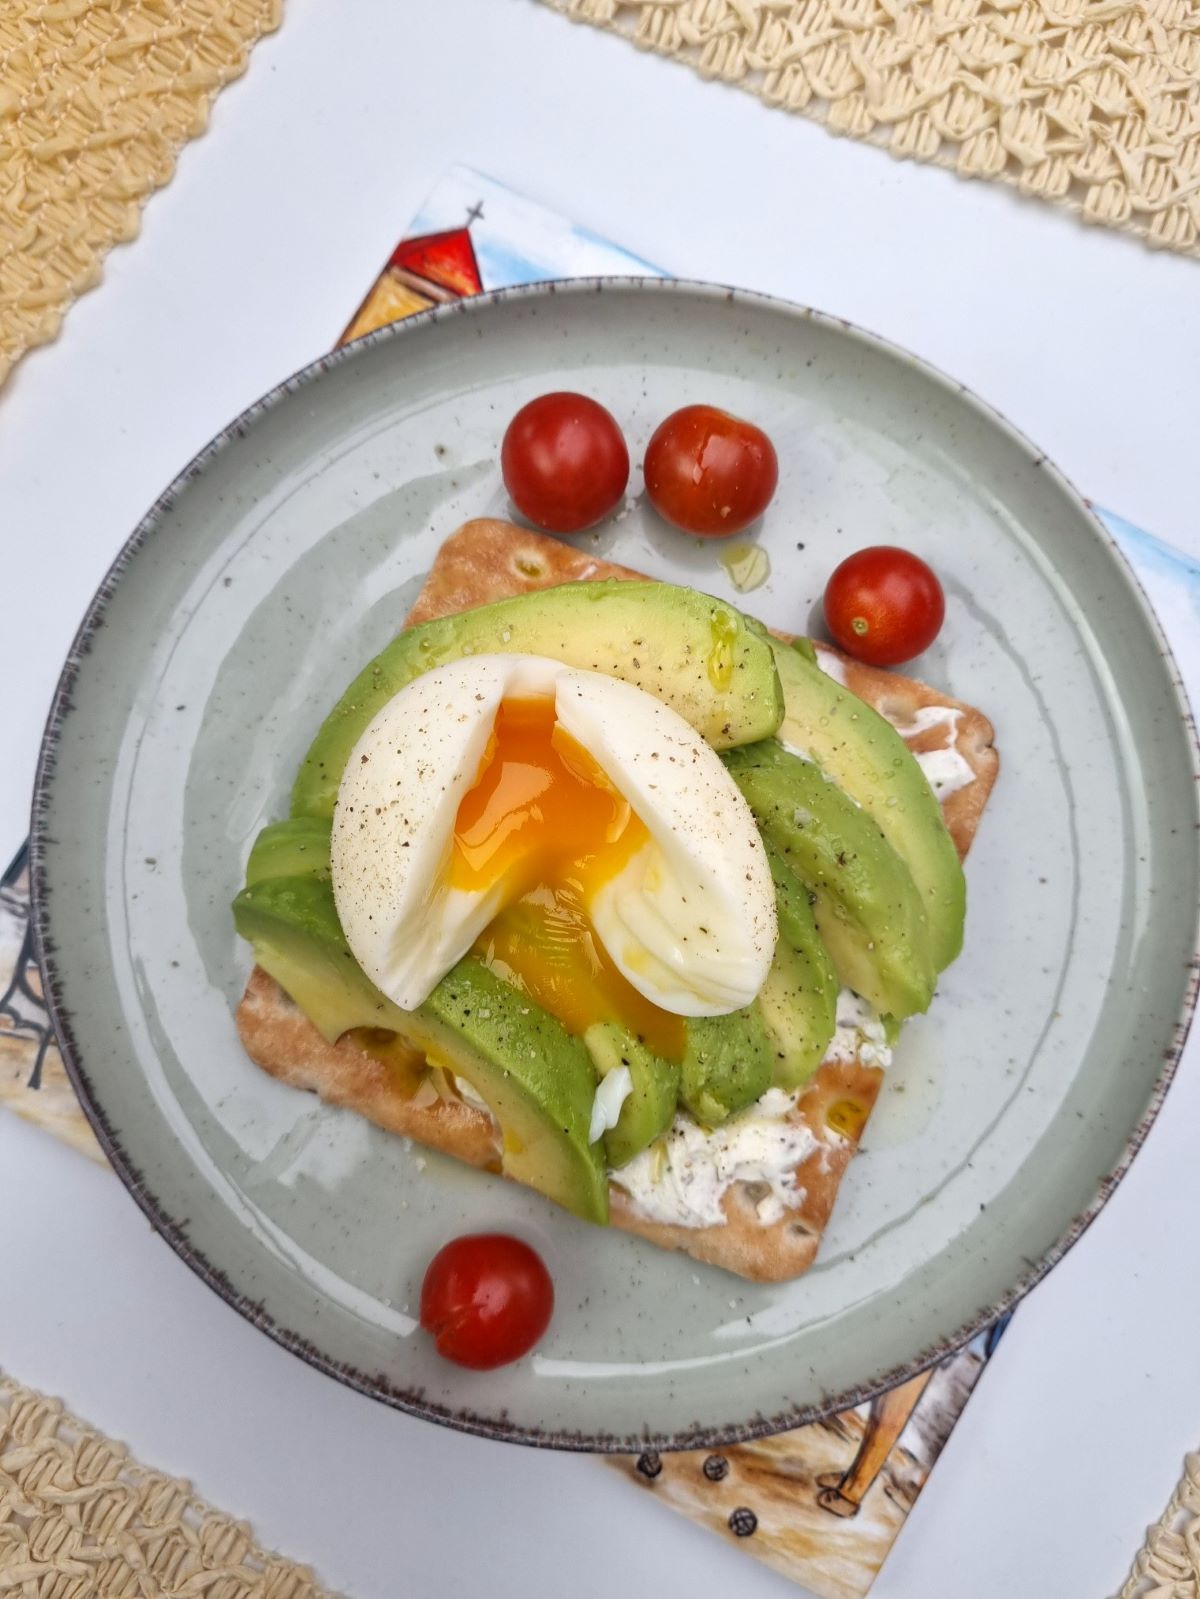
[0,1373,337,1598]
[541,0,1200,259]
[1115,1453,1200,1598]
[0,0,282,387]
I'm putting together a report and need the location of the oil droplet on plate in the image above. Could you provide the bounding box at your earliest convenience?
[718,542,771,594]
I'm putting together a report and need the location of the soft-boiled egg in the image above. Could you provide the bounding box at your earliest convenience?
[330,654,776,1053]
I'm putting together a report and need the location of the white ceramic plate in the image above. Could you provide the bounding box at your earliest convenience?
[32,281,1199,1449]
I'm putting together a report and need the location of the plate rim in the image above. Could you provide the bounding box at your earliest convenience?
[29,275,1200,1451]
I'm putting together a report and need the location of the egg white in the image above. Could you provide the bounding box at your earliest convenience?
[330,654,776,1018]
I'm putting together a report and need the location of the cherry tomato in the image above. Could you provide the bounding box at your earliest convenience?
[823,546,945,666]
[419,1233,554,1370]
[501,392,629,533]
[643,405,778,537]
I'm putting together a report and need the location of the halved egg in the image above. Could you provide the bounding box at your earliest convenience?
[330,654,776,1051]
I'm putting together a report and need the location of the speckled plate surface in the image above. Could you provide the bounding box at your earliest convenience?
[32,281,1199,1450]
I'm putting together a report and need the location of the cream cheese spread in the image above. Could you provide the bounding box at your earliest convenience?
[613,1087,816,1229]
[885,703,975,798]
[889,704,962,738]
[915,745,975,797]
[614,987,890,1229]
[453,1075,491,1114]
[824,986,893,1070]
[813,645,848,686]
[589,1067,633,1143]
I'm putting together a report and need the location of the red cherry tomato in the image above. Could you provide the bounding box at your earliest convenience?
[823,546,945,666]
[419,1233,554,1370]
[643,405,778,537]
[501,392,629,533]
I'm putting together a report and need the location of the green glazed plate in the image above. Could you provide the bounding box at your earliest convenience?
[31,281,1200,1450]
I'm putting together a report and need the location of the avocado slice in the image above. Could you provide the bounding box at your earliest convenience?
[291,581,784,818]
[771,640,966,971]
[759,836,838,1089]
[584,1023,680,1170]
[723,740,936,1021]
[234,876,411,1040]
[233,876,608,1223]
[679,1005,775,1126]
[245,817,333,885]
[408,960,608,1224]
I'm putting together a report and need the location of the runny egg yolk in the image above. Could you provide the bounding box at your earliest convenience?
[448,697,687,1061]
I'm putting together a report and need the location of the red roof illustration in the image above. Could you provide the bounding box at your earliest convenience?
[388,227,483,299]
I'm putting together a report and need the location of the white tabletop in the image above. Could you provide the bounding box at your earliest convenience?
[2,4,1198,1596]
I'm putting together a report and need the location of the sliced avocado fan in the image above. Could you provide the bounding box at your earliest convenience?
[245,816,332,885]
[233,599,969,1221]
[771,640,965,971]
[678,1005,775,1127]
[582,1023,679,1170]
[723,739,937,1021]
[233,870,608,1224]
[291,581,783,819]
[758,834,839,1089]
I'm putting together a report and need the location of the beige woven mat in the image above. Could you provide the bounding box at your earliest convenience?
[1115,1452,1200,1597]
[0,0,282,387]
[0,1372,337,1598]
[541,0,1200,259]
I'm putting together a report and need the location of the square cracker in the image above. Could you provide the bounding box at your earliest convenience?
[237,521,998,1281]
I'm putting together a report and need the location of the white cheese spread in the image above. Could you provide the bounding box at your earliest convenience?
[825,987,893,1070]
[813,646,848,686]
[884,703,975,798]
[888,705,962,739]
[613,1087,816,1229]
[453,1075,491,1114]
[589,1067,633,1143]
[914,745,975,797]
[613,987,890,1229]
